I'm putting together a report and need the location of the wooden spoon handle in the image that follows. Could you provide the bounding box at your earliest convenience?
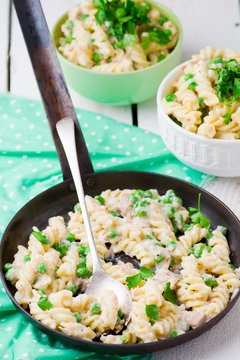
[13,0,94,180]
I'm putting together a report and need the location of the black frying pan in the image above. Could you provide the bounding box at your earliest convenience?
[1,0,240,355]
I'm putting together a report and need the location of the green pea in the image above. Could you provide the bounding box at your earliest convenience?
[78,246,90,256]
[170,331,178,338]
[116,7,126,18]
[74,203,81,212]
[77,267,92,278]
[154,254,165,263]
[144,190,153,198]
[92,53,101,61]
[94,195,105,205]
[166,94,177,102]
[188,81,197,91]
[157,54,165,62]
[91,302,101,314]
[24,254,31,262]
[120,335,128,344]
[77,256,87,268]
[109,229,117,238]
[128,194,138,204]
[229,263,235,270]
[218,226,227,236]
[184,73,194,81]
[137,208,147,217]
[164,29,172,36]
[66,233,75,242]
[198,97,204,106]
[38,262,47,274]
[110,210,117,216]
[73,312,82,322]
[4,263,12,272]
[68,284,78,295]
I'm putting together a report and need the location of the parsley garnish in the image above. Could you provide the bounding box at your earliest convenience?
[188,193,210,228]
[32,231,50,245]
[126,266,154,288]
[65,33,75,44]
[81,14,89,21]
[210,59,240,105]
[223,112,232,125]
[145,304,159,320]
[163,282,177,304]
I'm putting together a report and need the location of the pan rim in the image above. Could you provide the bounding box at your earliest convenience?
[1,170,240,354]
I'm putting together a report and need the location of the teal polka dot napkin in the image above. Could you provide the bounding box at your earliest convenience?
[0,93,213,360]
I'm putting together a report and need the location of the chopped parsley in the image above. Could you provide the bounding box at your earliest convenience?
[81,14,89,21]
[126,266,154,288]
[32,231,50,245]
[210,59,240,105]
[65,33,75,44]
[223,112,232,125]
[145,304,159,320]
[163,282,177,304]
[188,193,211,229]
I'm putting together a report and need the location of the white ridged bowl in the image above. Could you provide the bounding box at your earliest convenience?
[157,61,240,177]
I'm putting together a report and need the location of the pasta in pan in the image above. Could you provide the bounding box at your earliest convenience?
[4,189,240,344]
[162,47,240,139]
[58,0,178,72]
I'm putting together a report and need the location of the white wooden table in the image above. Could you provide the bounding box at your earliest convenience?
[1,1,240,359]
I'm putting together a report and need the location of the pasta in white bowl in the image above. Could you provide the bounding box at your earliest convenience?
[4,188,240,344]
[157,47,240,176]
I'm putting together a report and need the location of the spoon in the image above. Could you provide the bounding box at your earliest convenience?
[56,117,132,321]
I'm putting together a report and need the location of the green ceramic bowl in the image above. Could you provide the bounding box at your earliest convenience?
[52,1,183,105]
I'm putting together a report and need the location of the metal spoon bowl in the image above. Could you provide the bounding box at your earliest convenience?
[56,117,132,319]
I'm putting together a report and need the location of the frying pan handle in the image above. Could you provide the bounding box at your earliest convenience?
[12,0,94,181]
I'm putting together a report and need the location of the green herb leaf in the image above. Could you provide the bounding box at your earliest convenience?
[163,282,177,304]
[145,304,159,320]
[208,56,223,65]
[126,273,142,288]
[32,231,50,245]
[81,14,89,21]
[140,266,154,279]
[223,112,232,125]
[159,16,168,25]
[141,35,150,50]
[66,33,75,44]
[157,54,165,62]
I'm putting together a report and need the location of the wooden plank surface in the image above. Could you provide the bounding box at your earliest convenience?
[0,0,10,92]
[9,0,132,124]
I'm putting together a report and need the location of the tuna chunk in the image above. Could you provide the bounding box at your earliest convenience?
[181,310,207,328]
[119,191,133,218]
[154,269,180,290]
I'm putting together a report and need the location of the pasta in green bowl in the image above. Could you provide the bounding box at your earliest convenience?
[52,0,182,104]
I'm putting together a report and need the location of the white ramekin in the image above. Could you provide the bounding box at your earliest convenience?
[157,61,240,177]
